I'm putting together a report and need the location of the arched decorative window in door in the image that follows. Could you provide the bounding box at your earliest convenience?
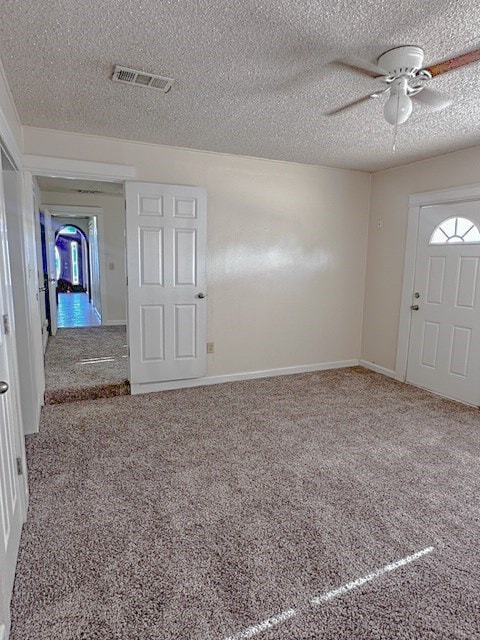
[429,216,480,244]
[55,224,88,291]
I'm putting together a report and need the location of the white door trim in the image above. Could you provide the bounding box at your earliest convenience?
[43,205,107,325]
[396,181,480,382]
[23,155,136,182]
[0,61,22,172]
[44,205,103,216]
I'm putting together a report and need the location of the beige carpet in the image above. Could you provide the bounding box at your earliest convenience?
[44,326,130,404]
[11,367,480,639]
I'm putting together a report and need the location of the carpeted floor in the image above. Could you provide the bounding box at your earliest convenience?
[11,367,480,639]
[44,326,130,404]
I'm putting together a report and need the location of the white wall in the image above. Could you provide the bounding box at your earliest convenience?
[363,145,480,372]
[25,126,371,377]
[40,191,127,325]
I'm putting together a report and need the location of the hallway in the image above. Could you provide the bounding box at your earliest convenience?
[44,326,129,404]
[57,292,101,328]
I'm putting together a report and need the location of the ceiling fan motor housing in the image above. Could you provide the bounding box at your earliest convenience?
[377,46,424,77]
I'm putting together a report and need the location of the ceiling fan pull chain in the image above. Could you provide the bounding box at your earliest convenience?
[392,124,399,152]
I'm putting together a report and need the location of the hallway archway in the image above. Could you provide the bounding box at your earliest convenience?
[54,224,89,292]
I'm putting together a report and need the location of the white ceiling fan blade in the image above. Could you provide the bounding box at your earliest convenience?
[412,87,452,111]
[326,92,381,116]
[336,57,389,78]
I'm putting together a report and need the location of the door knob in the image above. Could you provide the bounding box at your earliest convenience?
[410,305,419,311]
[197,292,206,299]
[0,381,9,394]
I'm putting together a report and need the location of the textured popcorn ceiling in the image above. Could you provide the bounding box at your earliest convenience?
[1,0,480,171]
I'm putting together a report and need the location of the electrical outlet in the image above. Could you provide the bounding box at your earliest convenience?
[377,218,383,229]
[207,342,214,354]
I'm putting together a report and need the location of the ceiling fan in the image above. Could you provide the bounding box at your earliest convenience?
[329,45,480,125]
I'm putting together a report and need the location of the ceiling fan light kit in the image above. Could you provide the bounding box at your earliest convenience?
[331,44,480,127]
[383,77,413,125]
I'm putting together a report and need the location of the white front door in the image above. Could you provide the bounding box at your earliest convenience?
[0,174,26,636]
[43,209,57,336]
[406,201,480,405]
[125,182,207,385]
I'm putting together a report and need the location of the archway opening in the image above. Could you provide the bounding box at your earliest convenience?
[55,224,88,293]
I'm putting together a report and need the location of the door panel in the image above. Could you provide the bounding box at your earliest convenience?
[126,182,207,385]
[449,326,470,376]
[174,304,197,359]
[0,160,26,637]
[407,202,480,405]
[426,256,445,304]
[456,257,478,307]
[420,321,439,368]
[141,305,165,361]
[140,228,163,285]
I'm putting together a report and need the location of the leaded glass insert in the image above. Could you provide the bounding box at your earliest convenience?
[429,217,480,245]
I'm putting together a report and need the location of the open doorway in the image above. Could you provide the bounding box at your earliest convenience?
[53,219,100,328]
[52,218,102,328]
[32,177,130,403]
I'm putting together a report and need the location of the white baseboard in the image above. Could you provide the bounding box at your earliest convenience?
[130,359,359,395]
[102,320,126,326]
[359,360,395,379]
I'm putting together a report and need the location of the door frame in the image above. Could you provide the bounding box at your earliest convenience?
[44,205,105,325]
[0,122,29,638]
[22,156,136,399]
[32,179,49,353]
[396,181,480,382]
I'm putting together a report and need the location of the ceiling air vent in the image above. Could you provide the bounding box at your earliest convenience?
[112,65,174,93]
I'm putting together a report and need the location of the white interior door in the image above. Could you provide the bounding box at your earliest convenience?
[406,201,480,405]
[0,174,26,637]
[125,182,207,385]
[33,193,48,353]
[43,209,57,335]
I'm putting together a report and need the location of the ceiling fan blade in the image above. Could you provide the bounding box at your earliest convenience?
[326,93,381,116]
[424,47,480,77]
[336,57,388,78]
[412,87,452,111]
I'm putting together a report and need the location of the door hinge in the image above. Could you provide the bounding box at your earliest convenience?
[2,314,10,335]
[16,457,23,476]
